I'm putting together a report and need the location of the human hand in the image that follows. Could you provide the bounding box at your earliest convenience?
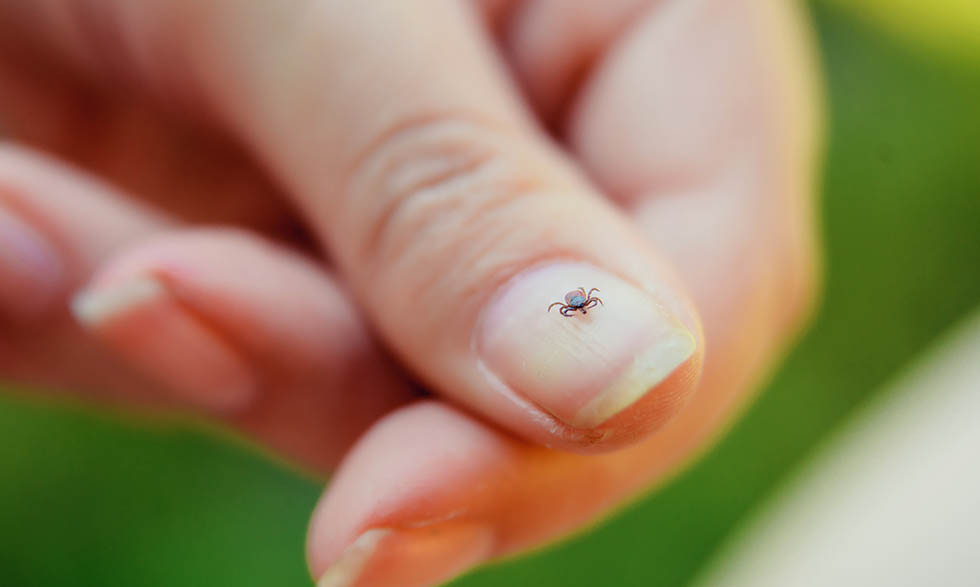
[0,1,821,585]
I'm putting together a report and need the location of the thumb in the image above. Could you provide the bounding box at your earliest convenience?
[213,0,703,450]
[2,0,703,450]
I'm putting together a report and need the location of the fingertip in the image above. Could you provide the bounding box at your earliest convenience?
[574,329,697,428]
[306,402,518,571]
[581,349,703,451]
[476,260,703,451]
[313,524,494,587]
[72,272,259,412]
[71,274,166,325]
[73,228,415,469]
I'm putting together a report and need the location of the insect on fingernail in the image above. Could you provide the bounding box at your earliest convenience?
[547,287,603,317]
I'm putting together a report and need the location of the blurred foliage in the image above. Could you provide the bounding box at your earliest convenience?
[2,3,980,586]
[0,400,319,587]
[820,0,980,62]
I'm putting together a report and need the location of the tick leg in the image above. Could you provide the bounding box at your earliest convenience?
[587,288,600,298]
[560,307,576,317]
[585,297,603,308]
[548,302,565,313]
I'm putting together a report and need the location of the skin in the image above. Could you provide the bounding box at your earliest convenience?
[0,1,822,585]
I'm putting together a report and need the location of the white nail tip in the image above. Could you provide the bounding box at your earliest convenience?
[317,529,392,587]
[71,276,167,325]
[572,325,697,428]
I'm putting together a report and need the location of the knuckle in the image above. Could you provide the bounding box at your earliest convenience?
[342,113,545,293]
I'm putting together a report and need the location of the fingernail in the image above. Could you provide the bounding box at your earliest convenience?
[317,529,391,587]
[317,524,493,587]
[72,275,167,323]
[72,275,257,411]
[0,207,65,319]
[477,261,697,429]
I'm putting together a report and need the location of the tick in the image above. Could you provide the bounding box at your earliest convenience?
[548,287,603,317]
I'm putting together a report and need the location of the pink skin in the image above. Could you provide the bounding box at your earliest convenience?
[0,1,821,585]
[0,148,411,471]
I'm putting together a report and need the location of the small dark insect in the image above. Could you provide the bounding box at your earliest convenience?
[548,287,603,316]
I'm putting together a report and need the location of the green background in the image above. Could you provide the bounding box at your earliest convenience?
[2,3,979,585]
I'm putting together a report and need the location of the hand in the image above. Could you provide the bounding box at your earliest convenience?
[0,1,821,585]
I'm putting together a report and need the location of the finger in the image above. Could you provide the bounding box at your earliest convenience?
[308,0,823,584]
[500,0,651,126]
[306,401,689,587]
[0,145,412,470]
[0,144,167,316]
[197,0,703,449]
[563,0,822,408]
[509,0,822,421]
[74,228,414,469]
[0,143,176,396]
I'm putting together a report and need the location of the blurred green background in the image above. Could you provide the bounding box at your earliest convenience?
[2,2,979,585]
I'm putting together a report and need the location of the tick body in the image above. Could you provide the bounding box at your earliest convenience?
[548,287,603,317]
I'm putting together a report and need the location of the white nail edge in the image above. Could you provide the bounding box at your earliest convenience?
[71,275,167,326]
[572,325,697,428]
[317,528,392,587]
